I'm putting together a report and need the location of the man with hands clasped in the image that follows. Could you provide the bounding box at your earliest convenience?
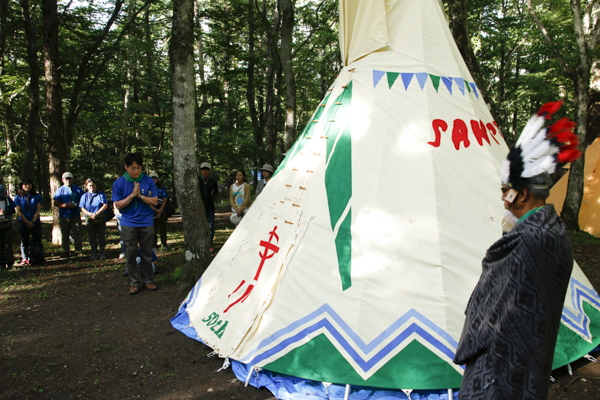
[112,153,159,295]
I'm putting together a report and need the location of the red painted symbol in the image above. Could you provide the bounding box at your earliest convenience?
[254,226,280,281]
[224,226,280,313]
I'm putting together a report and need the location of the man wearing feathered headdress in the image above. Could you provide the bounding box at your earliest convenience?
[453,102,581,399]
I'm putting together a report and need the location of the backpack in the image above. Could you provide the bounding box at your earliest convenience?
[27,241,45,264]
[104,200,115,221]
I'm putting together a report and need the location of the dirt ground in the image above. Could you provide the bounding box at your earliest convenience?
[0,209,599,400]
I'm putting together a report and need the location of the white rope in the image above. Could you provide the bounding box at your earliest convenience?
[447,388,453,399]
[401,389,413,400]
[584,354,598,362]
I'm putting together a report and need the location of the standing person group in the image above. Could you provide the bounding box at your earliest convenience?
[113,153,159,295]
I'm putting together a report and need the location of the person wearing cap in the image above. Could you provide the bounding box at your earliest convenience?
[53,172,84,258]
[148,172,168,249]
[198,162,219,251]
[113,152,159,295]
[255,163,274,197]
[454,102,579,399]
[0,184,16,270]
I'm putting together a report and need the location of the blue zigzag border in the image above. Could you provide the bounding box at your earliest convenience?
[561,277,600,339]
[239,305,461,374]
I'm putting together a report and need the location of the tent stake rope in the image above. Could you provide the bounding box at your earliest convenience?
[448,388,453,399]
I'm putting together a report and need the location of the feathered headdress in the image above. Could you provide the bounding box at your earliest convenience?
[500,101,581,188]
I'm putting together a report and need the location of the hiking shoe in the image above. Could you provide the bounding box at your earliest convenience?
[99,253,106,260]
[19,259,29,266]
[118,253,125,259]
[129,285,140,295]
[143,283,158,291]
[90,254,97,261]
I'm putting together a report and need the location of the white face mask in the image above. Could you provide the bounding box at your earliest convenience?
[502,209,519,233]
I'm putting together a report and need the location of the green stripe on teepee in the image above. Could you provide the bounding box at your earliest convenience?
[275,92,332,177]
[429,74,440,92]
[387,72,400,89]
[323,82,353,291]
[263,333,463,390]
[553,303,600,369]
[335,210,352,290]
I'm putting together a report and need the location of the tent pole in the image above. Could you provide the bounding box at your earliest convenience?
[448,388,453,399]
[344,384,351,400]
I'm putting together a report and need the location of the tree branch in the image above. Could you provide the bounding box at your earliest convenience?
[526,0,576,80]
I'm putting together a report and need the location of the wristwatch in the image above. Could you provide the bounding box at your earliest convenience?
[141,195,144,200]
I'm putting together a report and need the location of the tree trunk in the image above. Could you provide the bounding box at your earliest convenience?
[21,0,39,180]
[264,0,279,165]
[43,0,66,244]
[171,0,211,291]
[37,136,51,209]
[247,0,263,162]
[279,0,296,151]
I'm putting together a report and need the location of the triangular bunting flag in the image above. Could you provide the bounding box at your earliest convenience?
[442,77,453,94]
[387,72,400,89]
[469,82,479,99]
[454,78,465,96]
[401,73,414,90]
[373,70,385,88]
[429,74,440,92]
[416,72,428,90]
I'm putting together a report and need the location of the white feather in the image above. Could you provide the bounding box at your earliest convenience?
[516,114,546,148]
[500,159,510,185]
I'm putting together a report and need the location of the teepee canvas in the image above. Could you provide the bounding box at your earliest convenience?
[172,0,600,392]
[548,137,600,237]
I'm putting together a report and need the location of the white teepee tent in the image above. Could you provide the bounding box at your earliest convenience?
[172,0,600,393]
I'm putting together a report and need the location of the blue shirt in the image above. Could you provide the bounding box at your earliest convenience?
[157,186,168,200]
[112,175,157,227]
[79,191,108,220]
[14,193,42,221]
[54,185,84,218]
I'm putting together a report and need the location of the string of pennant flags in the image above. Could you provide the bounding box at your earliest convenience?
[373,70,479,98]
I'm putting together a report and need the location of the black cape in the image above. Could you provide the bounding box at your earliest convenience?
[454,205,573,400]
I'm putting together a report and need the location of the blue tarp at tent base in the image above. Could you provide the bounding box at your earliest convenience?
[231,361,458,400]
[171,307,458,400]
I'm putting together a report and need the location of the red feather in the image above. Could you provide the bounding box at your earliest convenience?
[537,101,563,119]
[548,118,576,136]
[558,148,582,163]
